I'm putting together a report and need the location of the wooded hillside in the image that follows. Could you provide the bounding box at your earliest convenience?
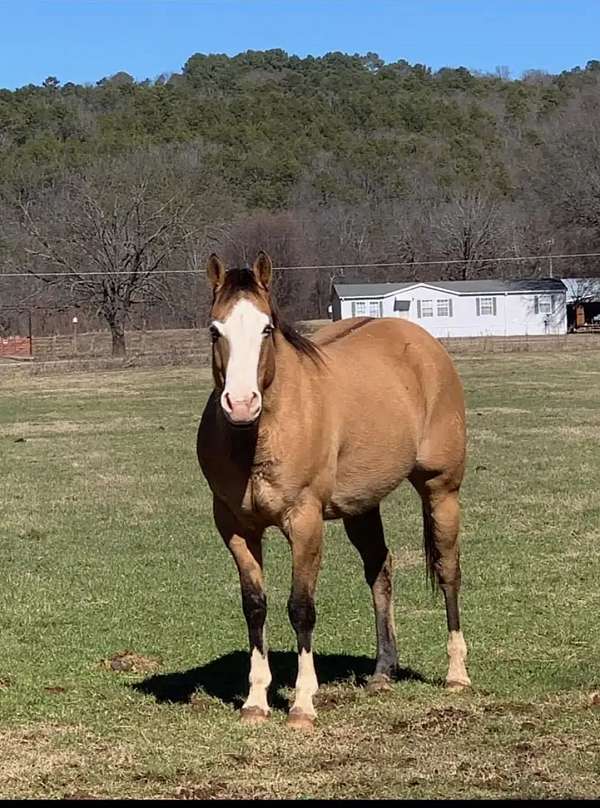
[1,51,599,348]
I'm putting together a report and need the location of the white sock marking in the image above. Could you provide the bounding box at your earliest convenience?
[243,647,272,713]
[447,630,471,686]
[291,649,319,717]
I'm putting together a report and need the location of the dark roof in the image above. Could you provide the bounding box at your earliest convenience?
[333,278,566,299]
[334,282,413,298]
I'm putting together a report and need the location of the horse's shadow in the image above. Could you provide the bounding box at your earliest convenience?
[131,650,429,711]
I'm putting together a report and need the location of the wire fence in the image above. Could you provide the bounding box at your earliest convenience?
[0,326,592,365]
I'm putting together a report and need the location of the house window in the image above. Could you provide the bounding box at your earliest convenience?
[369,300,382,317]
[535,295,554,315]
[419,299,434,318]
[394,299,410,313]
[436,298,453,317]
[477,296,497,316]
[352,301,366,316]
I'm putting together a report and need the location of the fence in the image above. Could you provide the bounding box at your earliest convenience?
[20,324,600,363]
[439,332,600,353]
[32,329,212,361]
[30,322,329,361]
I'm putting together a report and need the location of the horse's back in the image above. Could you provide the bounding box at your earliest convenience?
[313,317,462,404]
[313,317,466,496]
[314,316,449,358]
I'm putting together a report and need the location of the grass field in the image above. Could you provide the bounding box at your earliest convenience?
[1,352,599,799]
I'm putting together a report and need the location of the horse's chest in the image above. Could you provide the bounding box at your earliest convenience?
[245,462,283,519]
[211,459,283,524]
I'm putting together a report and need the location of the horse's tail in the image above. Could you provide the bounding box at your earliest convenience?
[422,505,439,592]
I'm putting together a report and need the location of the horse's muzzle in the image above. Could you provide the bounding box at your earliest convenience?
[221,391,262,426]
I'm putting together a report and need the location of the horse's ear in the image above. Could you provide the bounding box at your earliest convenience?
[207,253,226,290]
[252,251,273,290]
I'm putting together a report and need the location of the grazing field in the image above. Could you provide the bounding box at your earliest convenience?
[0,352,599,799]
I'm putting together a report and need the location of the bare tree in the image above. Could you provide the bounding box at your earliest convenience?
[524,103,600,276]
[223,211,319,320]
[563,277,600,303]
[429,191,509,280]
[16,176,198,356]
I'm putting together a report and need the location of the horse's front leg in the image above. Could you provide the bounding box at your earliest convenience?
[213,497,271,723]
[284,502,323,730]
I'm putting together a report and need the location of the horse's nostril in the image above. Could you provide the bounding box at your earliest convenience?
[249,392,261,413]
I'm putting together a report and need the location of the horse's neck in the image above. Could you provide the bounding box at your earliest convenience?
[258,337,317,446]
[262,336,304,414]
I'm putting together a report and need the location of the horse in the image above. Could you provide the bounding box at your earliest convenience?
[196,251,471,730]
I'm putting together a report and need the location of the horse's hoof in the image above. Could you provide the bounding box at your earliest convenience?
[446,679,471,692]
[240,706,269,724]
[287,708,315,731]
[366,673,393,693]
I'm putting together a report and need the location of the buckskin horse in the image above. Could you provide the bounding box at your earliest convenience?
[196,252,471,730]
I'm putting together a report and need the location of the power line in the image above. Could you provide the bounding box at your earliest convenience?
[274,252,600,271]
[1,250,599,278]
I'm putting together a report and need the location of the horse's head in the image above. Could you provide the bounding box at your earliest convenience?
[207,251,277,427]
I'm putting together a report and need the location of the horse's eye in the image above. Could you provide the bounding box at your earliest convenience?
[262,324,274,337]
[209,326,220,343]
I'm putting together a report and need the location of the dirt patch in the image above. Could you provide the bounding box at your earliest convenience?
[416,706,474,735]
[100,650,162,675]
[314,684,362,712]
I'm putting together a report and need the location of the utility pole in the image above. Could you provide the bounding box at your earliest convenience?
[548,238,554,278]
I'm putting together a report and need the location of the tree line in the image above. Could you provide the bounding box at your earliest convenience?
[1,50,600,354]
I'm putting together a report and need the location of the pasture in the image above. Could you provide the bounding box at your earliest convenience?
[0,352,599,799]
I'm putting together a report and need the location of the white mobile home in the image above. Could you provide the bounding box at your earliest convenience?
[331,279,567,338]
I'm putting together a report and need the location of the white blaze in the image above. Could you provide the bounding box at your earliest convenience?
[214,299,269,406]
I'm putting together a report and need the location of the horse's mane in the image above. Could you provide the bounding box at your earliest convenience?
[217,268,323,364]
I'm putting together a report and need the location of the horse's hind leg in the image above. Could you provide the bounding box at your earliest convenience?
[343,507,399,690]
[413,477,471,690]
[213,497,271,723]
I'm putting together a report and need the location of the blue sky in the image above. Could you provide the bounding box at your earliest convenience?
[1,0,598,90]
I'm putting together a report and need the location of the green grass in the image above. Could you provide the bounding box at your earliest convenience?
[1,354,599,798]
